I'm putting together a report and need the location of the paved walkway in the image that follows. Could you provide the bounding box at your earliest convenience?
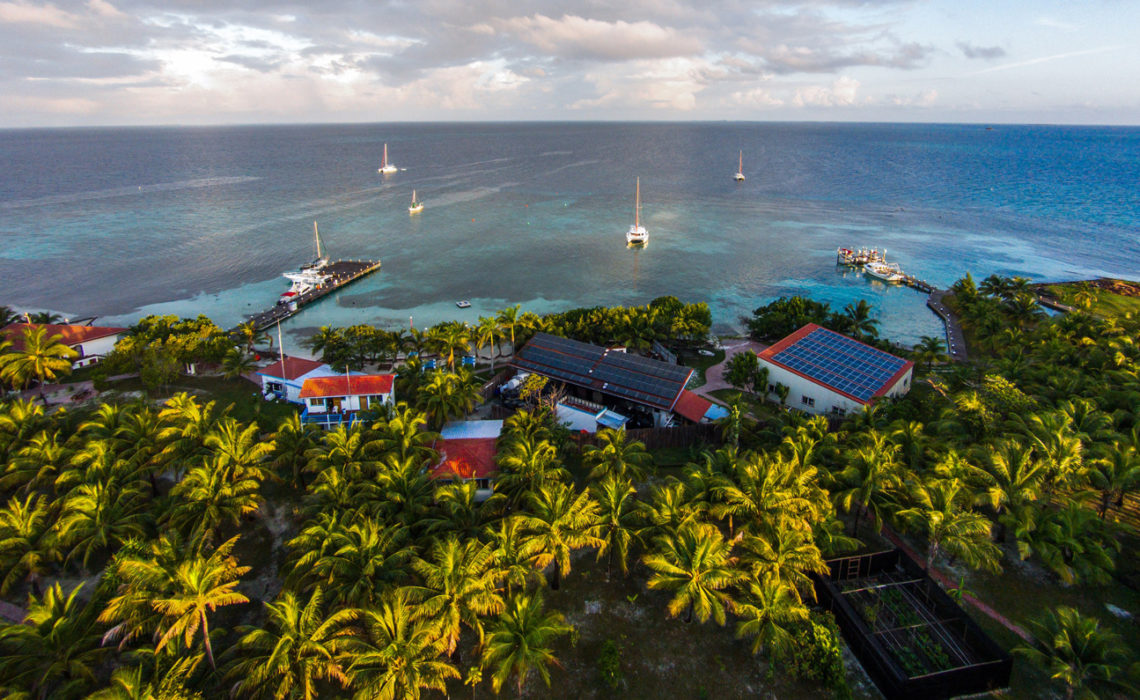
[926,290,968,362]
[695,339,768,399]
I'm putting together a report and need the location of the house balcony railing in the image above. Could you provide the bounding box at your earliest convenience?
[301,408,363,429]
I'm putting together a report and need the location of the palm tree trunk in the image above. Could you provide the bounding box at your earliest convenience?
[685,600,694,624]
[551,562,561,591]
[201,609,217,670]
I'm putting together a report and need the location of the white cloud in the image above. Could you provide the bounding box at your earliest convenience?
[792,76,860,107]
[0,1,77,28]
[499,14,702,61]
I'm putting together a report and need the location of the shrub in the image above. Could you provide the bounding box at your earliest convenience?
[782,611,851,699]
[597,639,623,690]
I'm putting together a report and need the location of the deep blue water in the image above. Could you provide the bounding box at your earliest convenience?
[1,122,1138,346]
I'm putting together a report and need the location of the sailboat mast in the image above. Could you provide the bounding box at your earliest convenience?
[635,177,641,228]
[383,143,388,168]
[739,150,743,172]
[313,221,322,259]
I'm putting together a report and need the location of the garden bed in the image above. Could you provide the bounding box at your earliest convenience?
[813,549,1012,700]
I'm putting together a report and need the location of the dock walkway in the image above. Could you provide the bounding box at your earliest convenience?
[926,289,968,362]
[244,259,380,332]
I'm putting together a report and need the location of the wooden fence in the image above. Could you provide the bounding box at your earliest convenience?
[569,422,719,450]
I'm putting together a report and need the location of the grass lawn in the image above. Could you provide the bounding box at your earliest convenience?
[708,388,780,421]
[101,374,297,426]
[679,349,725,389]
[442,552,878,699]
[1045,282,1140,318]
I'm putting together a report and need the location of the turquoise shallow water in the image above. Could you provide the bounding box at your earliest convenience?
[1,122,1137,347]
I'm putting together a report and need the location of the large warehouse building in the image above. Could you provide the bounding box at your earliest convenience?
[757,324,913,416]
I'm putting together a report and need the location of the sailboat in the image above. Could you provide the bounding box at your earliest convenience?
[378,143,397,174]
[279,222,331,305]
[734,150,745,181]
[625,177,648,245]
[408,189,424,214]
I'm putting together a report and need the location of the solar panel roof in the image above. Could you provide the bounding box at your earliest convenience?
[760,324,910,403]
[510,333,693,411]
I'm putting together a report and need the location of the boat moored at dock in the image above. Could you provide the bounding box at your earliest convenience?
[837,247,886,266]
[864,260,907,283]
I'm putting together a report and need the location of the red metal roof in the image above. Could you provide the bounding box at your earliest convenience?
[298,374,394,398]
[256,355,325,381]
[430,437,499,480]
[673,389,713,423]
[3,323,125,352]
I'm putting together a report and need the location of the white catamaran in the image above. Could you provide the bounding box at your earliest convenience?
[408,189,424,214]
[378,143,397,174]
[734,150,745,181]
[279,222,331,304]
[626,177,648,245]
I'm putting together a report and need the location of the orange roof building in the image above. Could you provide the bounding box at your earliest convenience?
[2,323,126,369]
[298,373,396,429]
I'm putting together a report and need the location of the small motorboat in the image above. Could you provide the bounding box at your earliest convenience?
[456,300,472,309]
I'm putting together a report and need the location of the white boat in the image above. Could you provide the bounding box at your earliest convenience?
[408,189,424,214]
[456,300,471,309]
[864,261,906,283]
[734,151,745,181]
[378,143,397,174]
[278,222,331,304]
[625,177,648,245]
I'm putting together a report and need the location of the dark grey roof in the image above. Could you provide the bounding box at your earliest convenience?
[511,333,693,411]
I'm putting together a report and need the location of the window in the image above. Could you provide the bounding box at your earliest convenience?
[768,384,776,393]
[266,381,283,393]
[308,398,322,408]
[801,396,815,408]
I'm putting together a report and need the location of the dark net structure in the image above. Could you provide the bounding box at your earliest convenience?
[812,550,1012,700]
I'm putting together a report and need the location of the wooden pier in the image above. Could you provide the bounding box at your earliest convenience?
[902,275,934,293]
[244,259,381,331]
[926,289,967,362]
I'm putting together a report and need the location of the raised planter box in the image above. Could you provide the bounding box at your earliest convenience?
[812,549,1012,700]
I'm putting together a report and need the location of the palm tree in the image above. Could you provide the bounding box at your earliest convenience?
[418,371,481,429]
[476,316,500,371]
[305,518,413,606]
[714,453,827,537]
[1089,444,1140,519]
[423,482,487,541]
[233,320,269,354]
[523,483,602,590]
[896,478,1001,573]
[433,322,472,371]
[1021,411,1086,499]
[375,454,434,530]
[307,424,375,480]
[642,522,744,625]
[0,325,77,390]
[914,335,947,371]
[224,587,358,700]
[86,658,203,700]
[0,492,57,595]
[590,476,642,579]
[2,427,70,493]
[99,535,250,670]
[55,480,149,569]
[1016,607,1136,699]
[205,417,272,481]
[0,583,106,700]
[162,456,262,552]
[481,591,572,696]
[497,305,522,356]
[733,575,810,660]
[484,516,544,597]
[583,428,653,482]
[982,438,1045,540]
[0,398,47,462]
[221,347,256,379]
[739,522,828,603]
[494,436,568,506]
[410,536,505,655]
[342,590,460,700]
[843,300,880,340]
[269,414,322,489]
[369,402,439,462]
[0,305,19,328]
[833,432,903,536]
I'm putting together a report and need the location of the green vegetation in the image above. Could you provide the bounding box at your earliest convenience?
[3,278,1140,698]
[1044,279,1140,318]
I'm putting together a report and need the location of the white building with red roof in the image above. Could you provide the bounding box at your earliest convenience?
[255,355,332,403]
[298,373,395,428]
[2,323,126,369]
[757,323,913,416]
[429,420,504,500]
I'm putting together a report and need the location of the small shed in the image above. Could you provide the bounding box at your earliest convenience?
[430,420,504,499]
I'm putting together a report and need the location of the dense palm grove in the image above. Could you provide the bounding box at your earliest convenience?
[1,276,1139,698]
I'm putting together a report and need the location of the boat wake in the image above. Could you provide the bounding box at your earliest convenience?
[1,176,262,210]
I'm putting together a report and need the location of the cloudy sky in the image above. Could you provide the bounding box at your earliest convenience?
[1,0,1137,127]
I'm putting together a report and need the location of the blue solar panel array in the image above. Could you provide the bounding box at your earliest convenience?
[511,333,692,410]
[769,327,907,402]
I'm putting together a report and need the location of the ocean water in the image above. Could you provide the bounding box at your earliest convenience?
[1,122,1138,348]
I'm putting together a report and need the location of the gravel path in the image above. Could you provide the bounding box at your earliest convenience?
[696,339,768,399]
